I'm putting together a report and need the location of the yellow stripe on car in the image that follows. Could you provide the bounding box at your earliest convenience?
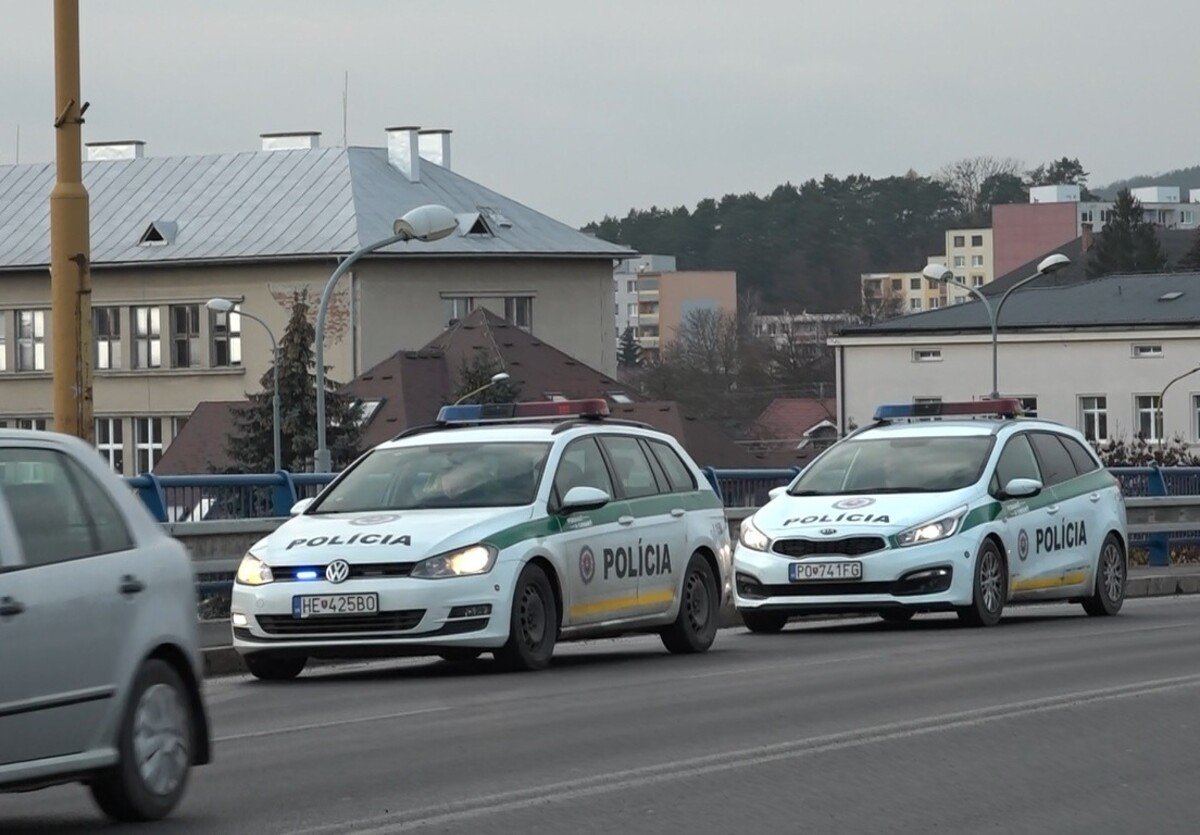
[1011,570,1088,591]
[569,588,675,618]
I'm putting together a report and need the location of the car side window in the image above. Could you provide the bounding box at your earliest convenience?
[993,434,1041,491]
[63,455,134,554]
[0,447,125,567]
[1059,435,1100,475]
[599,435,661,499]
[648,440,697,492]
[552,437,613,502]
[1028,432,1077,487]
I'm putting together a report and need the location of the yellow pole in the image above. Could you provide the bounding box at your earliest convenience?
[50,0,92,440]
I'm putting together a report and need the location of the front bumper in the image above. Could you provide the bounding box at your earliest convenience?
[230,561,520,657]
[733,536,978,615]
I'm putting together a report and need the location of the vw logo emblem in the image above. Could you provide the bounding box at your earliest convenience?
[579,546,595,585]
[833,497,875,510]
[325,559,351,584]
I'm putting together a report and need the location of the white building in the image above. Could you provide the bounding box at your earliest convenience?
[829,272,1200,444]
[1029,184,1200,233]
[754,312,858,347]
[614,254,675,345]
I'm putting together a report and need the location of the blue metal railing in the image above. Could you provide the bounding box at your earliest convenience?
[127,472,337,523]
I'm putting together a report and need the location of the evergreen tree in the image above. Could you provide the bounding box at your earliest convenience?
[617,327,642,368]
[1087,189,1168,278]
[226,289,362,472]
[1178,227,1200,271]
[452,353,521,404]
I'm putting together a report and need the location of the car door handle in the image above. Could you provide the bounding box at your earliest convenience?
[1046,505,1061,516]
[119,575,146,595]
[618,516,636,526]
[0,596,24,617]
[670,508,686,518]
[1089,493,1101,503]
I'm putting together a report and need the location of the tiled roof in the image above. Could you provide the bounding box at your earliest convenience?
[153,401,241,475]
[751,398,837,440]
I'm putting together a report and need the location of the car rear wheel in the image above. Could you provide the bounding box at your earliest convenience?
[90,660,193,822]
[957,540,1006,627]
[661,553,719,654]
[1082,534,1126,617]
[244,653,307,681]
[879,609,916,624]
[741,610,789,634]
[494,563,557,671]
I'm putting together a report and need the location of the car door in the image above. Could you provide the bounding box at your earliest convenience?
[549,436,637,627]
[0,445,138,767]
[639,438,702,615]
[598,434,686,618]
[1027,432,1093,594]
[990,432,1052,597]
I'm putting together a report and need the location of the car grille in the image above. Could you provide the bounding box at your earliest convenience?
[270,562,415,582]
[257,609,426,635]
[772,537,886,558]
[757,581,895,597]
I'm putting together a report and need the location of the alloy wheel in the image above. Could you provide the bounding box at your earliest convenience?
[132,683,190,797]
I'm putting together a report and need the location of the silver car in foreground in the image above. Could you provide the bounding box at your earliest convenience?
[0,431,210,821]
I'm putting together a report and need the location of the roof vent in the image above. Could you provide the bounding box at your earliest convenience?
[260,131,320,151]
[456,212,492,236]
[1159,291,1184,301]
[417,129,451,169]
[478,206,513,228]
[138,220,177,247]
[86,140,145,161]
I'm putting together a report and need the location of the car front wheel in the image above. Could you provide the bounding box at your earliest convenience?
[244,653,307,681]
[494,563,558,671]
[957,539,1007,627]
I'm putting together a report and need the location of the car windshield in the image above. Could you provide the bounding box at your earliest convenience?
[789,435,994,496]
[310,442,552,512]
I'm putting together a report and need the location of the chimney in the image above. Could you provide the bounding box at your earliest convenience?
[386,126,421,182]
[85,140,145,161]
[418,129,452,169]
[1081,222,1094,253]
[260,131,320,151]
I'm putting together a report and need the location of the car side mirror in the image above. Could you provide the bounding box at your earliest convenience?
[290,497,315,516]
[560,486,610,514]
[768,486,787,500]
[1003,478,1042,499]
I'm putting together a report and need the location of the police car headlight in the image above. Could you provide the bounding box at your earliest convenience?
[739,517,772,552]
[896,506,969,548]
[411,544,498,579]
[235,552,274,586]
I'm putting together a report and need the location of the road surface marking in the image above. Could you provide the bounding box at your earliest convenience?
[213,706,451,743]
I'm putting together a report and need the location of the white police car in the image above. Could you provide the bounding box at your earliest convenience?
[734,400,1128,630]
[231,400,731,678]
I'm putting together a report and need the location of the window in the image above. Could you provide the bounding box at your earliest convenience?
[1059,435,1100,475]
[891,278,903,291]
[953,255,966,267]
[16,310,46,371]
[95,418,124,472]
[955,274,966,283]
[929,298,940,309]
[912,348,942,362]
[210,305,242,367]
[444,296,474,323]
[627,303,637,317]
[94,307,122,370]
[504,296,533,331]
[971,234,984,247]
[0,447,132,567]
[12,418,48,430]
[626,280,635,293]
[648,440,696,492]
[1080,396,1108,441]
[1183,210,1196,225]
[599,435,661,499]
[972,275,985,287]
[1132,344,1163,359]
[1080,210,1094,224]
[1135,395,1161,441]
[132,306,161,369]
[1017,397,1038,418]
[134,417,164,474]
[971,255,984,267]
[909,277,921,290]
[1029,433,1078,487]
[993,434,1041,492]
[910,298,922,310]
[953,235,965,247]
[607,391,633,405]
[170,304,200,368]
[553,437,613,502]
[913,396,942,405]
[0,312,6,371]
[172,416,189,438]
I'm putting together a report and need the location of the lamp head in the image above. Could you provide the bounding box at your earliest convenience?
[1036,253,1071,275]
[393,204,458,242]
[490,372,511,384]
[205,297,236,313]
[921,264,954,283]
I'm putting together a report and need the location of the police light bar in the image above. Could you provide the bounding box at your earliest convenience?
[436,399,611,424]
[873,399,1023,421]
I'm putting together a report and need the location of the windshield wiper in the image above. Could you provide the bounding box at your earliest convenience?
[787,489,829,496]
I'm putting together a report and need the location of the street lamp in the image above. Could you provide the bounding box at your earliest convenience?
[207,298,282,473]
[922,253,1071,400]
[1155,366,1200,446]
[453,372,511,405]
[314,204,458,472]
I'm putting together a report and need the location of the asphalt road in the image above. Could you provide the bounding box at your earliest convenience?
[4,596,1199,834]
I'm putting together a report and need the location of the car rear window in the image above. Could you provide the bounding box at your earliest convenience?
[1028,433,1077,486]
[648,440,697,492]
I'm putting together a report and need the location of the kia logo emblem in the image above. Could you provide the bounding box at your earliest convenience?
[325,559,350,584]
[820,528,837,536]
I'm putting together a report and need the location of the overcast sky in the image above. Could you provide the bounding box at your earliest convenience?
[3,1,1198,227]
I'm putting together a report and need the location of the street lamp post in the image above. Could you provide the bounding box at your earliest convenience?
[1155,366,1200,446]
[922,253,1070,400]
[313,204,458,473]
[453,372,511,405]
[207,299,282,473]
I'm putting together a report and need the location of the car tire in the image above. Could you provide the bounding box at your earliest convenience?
[879,609,916,624]
[661,553,720,654]
[244,653,307,681]
[1082,534,1126,617]
[741,610,789,634]
[438,649,484,664]
[494,563,557,671]
[89,660,194,822]
[957,539,1007,627]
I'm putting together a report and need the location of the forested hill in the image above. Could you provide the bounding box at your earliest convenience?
[1095,165,1200,199]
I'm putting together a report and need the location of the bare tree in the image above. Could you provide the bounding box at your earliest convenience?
[936,156,1023,222]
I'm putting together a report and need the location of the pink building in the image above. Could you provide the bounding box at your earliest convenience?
[992,202,1078,279]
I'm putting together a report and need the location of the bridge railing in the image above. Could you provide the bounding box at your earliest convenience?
[127,472,336,523]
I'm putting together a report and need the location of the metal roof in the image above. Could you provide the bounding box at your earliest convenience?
[840,271,1200,336]
[0,147,632,270]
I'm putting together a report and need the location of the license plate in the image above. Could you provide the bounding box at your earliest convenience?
[789,561,863,582]
[292,593,380,618]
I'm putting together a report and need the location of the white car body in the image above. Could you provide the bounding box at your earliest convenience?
[734,416,1128,621]
[232,421,732,667]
